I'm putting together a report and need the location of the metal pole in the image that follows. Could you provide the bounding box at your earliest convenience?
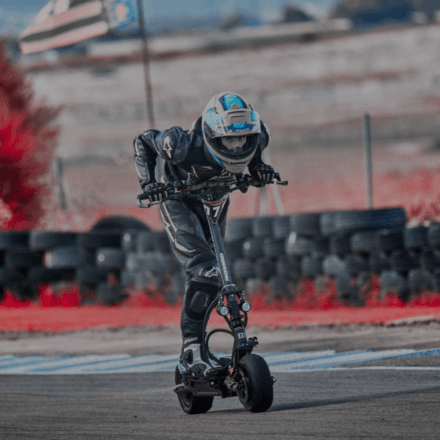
[136,0,155,129]
[363,114,373,210]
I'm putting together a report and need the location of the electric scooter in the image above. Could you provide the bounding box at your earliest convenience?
[137,173,288,414]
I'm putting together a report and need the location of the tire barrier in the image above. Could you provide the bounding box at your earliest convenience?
[4,207,440,307]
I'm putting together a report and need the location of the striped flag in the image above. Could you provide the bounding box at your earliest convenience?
[19,0,136,55]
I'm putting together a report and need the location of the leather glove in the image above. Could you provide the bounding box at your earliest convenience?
[252,164,275,184]
[143,182,169,203]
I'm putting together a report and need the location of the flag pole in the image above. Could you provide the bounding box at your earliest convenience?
[136,0,156,129]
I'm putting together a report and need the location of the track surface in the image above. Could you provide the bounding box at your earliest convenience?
[1,367,439,440]
[2,323,440,439]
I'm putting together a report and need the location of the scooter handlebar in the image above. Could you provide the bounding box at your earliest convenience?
[137,173,288,208]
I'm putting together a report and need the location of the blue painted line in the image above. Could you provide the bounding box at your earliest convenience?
[267,350,374,367]
[30,355,133,373]
[0,355,45,365]
[396,348,440,358]
[87,357,179,372]
[0,356,69,370]
[288,352,414,370]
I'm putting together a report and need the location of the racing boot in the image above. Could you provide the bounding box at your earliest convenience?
[178,344,230,377]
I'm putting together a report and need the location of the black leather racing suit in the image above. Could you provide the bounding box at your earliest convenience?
[133,117,270,350]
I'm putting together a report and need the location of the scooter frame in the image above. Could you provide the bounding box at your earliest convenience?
[137,173,287,399]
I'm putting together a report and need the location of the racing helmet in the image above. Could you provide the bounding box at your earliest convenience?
[202,92,261,174]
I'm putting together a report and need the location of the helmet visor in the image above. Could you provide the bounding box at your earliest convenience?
[203,107,261,139]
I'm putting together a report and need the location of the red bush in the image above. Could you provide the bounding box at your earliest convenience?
[0,43,61,229]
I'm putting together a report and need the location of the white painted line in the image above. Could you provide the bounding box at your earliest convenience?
[275,349,416,371]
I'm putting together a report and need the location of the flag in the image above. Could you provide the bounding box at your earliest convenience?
[19,0,136,55]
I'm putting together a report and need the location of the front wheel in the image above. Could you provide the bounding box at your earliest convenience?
[236,354,273,413]
[174,367,214,415]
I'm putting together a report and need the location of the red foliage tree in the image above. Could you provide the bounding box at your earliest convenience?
[0,42,61,229]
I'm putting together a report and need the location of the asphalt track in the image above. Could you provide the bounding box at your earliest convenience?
[1,348,440,439]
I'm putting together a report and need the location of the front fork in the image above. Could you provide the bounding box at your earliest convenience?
[204,197,258,361]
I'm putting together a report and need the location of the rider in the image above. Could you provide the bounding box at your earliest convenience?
[133,92,274,377]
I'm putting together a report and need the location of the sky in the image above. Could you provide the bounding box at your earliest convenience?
[0,0,336,36]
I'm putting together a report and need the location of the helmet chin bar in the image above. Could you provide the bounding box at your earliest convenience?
[222,159,251,174]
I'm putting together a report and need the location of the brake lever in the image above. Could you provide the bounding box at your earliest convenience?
[274,173,288,186]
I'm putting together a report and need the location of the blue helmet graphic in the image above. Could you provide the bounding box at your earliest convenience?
[202,92,261,174]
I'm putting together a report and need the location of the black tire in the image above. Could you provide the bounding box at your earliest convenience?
[245,277,265,294]
[0,267,24,285]
[322,255,346,277]
[121,229,142,252]
[5,250,43,268]
[236,354,273,413]
[225,218,253,242]
[263,238,286,259]
[268,275,292,299]
[289,213,321,236]
[96,248,126,269]
[242,238,265,260]
[276,257,301,278]
[368,251,390,274]
[76,266,108,284]
[120,270,137,288]
[350,231,378,255]
[272,216,290,239]
[329,234,351,257]
[390,249,418,273]
[376,229,404,253]
[252,216,274,238]
[97,283,129,305]
[29,231,77,250]
[76,231,122,249]
[427,223,440,249]
[320,212,338,237]
[343,253,369,277]
[30,267,75,284]
[335,271,359,303]
[334,208,406,235]
[380,270,409,298]
[255,258,277,280]
[233,258,254,280]
[432,268,440,292]
[0,231,29,250]
[126,252,171,274]
[91,216,149,231]
[420,249,440,272]
[174,366,214,415]
[403,226,428,253]
[312,237,329,259]
[301,255,323,278]
[46,246,93,269]
[136,231,156,254]
[285,233,315,257]
[408,268,433,294]
[224,240,244,262]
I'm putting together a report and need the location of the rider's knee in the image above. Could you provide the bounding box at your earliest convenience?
[191,260,222,287]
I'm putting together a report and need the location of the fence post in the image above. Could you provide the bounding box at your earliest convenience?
[363,114,373,210]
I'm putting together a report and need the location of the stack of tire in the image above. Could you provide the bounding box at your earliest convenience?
[4,207,440,307]
[224,207,434,304]
[0,217,170,305]
[121,229,184,304]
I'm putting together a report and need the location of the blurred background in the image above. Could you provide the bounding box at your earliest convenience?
[2,0,440,231]
[2,0,440,307]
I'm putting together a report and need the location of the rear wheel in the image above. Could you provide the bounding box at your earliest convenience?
[236,354,273,413]
[174,367,214,415]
